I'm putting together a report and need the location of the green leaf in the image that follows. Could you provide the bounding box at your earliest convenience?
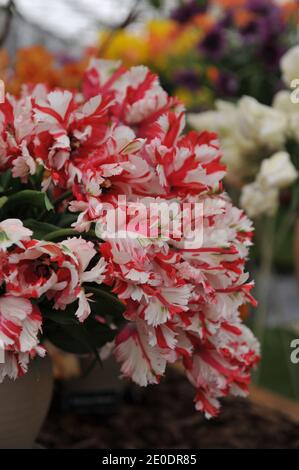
[3,190,54,213]
[0,196,8,209]
[86,285,126,320]
[41,300,118,354]
[291,183,299,211]
[56,213,78,228]
[42,307,78,326]
[43,308,117,354]
[44,228,100,242]
[44,228,80,241]
[0,170,12,192]
[44,194,54,211]
[43,321,92,354]
[23,219,60,240]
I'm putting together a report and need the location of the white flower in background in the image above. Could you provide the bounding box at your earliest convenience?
[219,138,244,185]
[240,182,279,218]
[189,101,253,181]
[257,151,298,190]
[241,151,297,218]
[273,90,299,144]
[280,45,299,87]
[189,97,287,153]
[273,90,293,113]
[188,100,236,135]
[188,96,288,185]
[238,96,287,150]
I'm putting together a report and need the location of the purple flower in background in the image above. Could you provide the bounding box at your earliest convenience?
[261,9,286,38]
[175,69,201,91]
[258,40,286,69]
[240,14,284,42]
[198,25,227,60]
[218,11,233,29]
[171,0,207,24]
[216,72,239,97]
[240,3,285,45]
[240,19,261,43]
[246,0,273,15]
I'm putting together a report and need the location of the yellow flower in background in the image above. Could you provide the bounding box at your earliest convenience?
[99,30,149,67]
[147,19,201,70]
[95,19,214,109]
[176,86,214,109]
[166,26,200,56]
[98,19,203,73]
[175,87,194,107]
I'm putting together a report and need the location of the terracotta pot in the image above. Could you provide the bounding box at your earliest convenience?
[0,356,53,449]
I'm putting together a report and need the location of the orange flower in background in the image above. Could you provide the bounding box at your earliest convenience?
[147,19,178,57]
[193,12,216,32]
[215,0,299,25]
[0,49,9,86]
[147,20,201,70]
[206,65,219,83]
[281,1,299,23]
[56,58,88,90]
[0,49,8,73]
[234,9,256,28]
[98,19,202,73]
[7,45,59,94]
[146,19,191,68]
[214,0,246,7]
[0,45,88,95]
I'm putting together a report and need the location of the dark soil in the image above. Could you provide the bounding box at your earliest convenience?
[38,372,299,449]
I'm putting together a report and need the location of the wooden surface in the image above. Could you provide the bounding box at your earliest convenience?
[249,385,299,423]
[173,362,299,424]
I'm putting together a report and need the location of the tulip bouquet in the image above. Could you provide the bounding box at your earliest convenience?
[0,59,259,417]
